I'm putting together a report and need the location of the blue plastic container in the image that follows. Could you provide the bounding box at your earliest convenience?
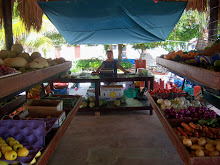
[53,88,68,95]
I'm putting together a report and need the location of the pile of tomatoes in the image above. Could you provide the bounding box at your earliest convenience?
[149,87,185,98]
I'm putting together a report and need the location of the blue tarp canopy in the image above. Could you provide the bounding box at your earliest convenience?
[38,0,187,45]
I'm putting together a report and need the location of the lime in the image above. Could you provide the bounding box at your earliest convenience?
[214,60,220,67]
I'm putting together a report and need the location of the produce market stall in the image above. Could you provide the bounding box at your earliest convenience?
[156,57,220,109]
[0,62,83,165]
[146,92,220,165]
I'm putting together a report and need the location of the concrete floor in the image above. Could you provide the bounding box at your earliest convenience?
[47,111,184,165]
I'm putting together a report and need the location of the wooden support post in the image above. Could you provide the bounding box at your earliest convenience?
[208,0,219,41]
[3,0,13,50]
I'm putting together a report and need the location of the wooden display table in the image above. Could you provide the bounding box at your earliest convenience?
[53,74,154,114]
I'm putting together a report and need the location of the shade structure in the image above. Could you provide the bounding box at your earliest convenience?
[38,0,187,45]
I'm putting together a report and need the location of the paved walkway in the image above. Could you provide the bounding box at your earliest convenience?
[47,111,183,165]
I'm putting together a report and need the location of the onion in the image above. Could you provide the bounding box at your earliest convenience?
[179,109,185,114]
[190,108,196,113]
[210,110,216,116]
[171,111,177,116]
[198,109,204,114]
[204,112,210,118]
[194,113,199,118]
[202,107,208,111]
[164,109,170,114]
[184,109,191,115]
[188,106,193,110]
[195,107,201,111]
[176,114,183,119]
[165,114,170,119]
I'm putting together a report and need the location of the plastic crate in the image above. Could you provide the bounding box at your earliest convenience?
[53,88,68,95]
[124,88,139,98]
[154,92,187,99]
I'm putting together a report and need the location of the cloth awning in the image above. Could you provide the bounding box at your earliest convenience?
[38,0,187,45]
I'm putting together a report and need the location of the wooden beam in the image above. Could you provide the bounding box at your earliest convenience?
[208,0,219,41]
[3,0,13,50]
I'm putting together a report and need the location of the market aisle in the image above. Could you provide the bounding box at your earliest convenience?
[47,111,183,165]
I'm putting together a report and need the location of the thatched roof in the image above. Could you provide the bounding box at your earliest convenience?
[0,0,219,32]
[0,0,49,32]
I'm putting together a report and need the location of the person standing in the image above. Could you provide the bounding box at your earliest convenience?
[93,50,129,74]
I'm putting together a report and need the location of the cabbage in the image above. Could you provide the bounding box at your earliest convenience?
[164,99,171,106]
[178,100,184,106]
[157,99,164,105]
[171,104,178,109]
[161,104,166,110]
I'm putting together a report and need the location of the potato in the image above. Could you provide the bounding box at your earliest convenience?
[205,144,215,152]
[205,138,216,146]
[190,151,196,157]
[216,144,220,152]
[190,145,204,150]
[196,150,205,157]
[181,136,187,141]
[215,139,220,145]
[198,138,206,146]
[209,151,219,157]
[190,137,198,144]
[202,149,210,156]
[183,139,192,147]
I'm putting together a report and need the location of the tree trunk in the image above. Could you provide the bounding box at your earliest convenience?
[3,0,13,50]
[140,49,144,59]
[118,44,123,62]
[208,0,218,41]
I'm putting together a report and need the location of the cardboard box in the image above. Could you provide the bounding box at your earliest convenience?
[23,99,63,111]
[20,109,66,128]
[100,85,124,101]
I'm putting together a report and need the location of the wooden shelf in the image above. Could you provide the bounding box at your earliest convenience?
[36,96,82,165]
[156,57,220,93]
[0,61,72,100]
[146,91,220,165]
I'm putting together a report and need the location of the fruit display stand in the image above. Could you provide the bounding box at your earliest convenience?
[156,57,220,94]
[0,61,72,101]
[146,91,220,165]
[156,57,220,109]
[0,61,84,164]
[35,95,82,165]
[0,95,26,117]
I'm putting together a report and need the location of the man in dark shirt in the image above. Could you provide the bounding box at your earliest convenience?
[94,50,129,74]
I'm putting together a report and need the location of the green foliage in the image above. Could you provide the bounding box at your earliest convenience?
[120,60,133,69]
[75,58,102,71]
[132,10,206,53]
